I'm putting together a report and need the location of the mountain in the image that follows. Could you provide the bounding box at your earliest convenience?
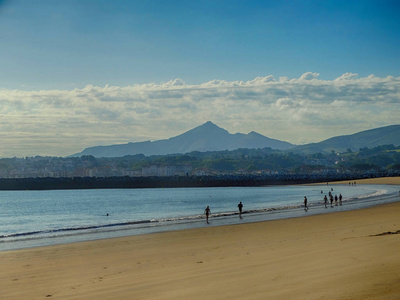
[291,124,400,154]
[71,121,295,158]
[71,123,400,158]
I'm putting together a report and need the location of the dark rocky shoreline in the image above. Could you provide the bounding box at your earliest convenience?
[0,173,396,190]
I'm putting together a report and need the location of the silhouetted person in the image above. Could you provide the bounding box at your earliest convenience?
[339,194,343,205]
[324,195,328,208]
[304,196,308,211]
[238,201,243,218]
[204,206,211,223]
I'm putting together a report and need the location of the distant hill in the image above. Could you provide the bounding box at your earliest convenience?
[291,124,400,154]
[71,121,295,158]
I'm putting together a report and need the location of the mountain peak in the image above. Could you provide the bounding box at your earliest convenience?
[200,121,222,129]
[186,121,229,135]
[248,131,261,136]
[71,122,295,157]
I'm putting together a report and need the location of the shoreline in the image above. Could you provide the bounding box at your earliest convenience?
[0,177,399,299]
[318,176,400,186]
[1,180,398,252]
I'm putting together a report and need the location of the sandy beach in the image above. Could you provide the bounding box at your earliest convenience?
[1,177,399,299]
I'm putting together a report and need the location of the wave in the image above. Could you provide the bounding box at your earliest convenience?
[350,189,387,199]
[0,219,156,240]
[0,204,307,242]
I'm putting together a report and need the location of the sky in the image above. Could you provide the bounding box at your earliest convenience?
[0,0,399,157]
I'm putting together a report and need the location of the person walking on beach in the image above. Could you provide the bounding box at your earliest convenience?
[238,201,243,218]
[330,195,334,207]
[204,206,211,223]
[339,194,343,205]
[324,195,328,208]
[304,196,308,211]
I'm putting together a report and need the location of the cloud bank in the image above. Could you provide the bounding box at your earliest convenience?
[0,72,399,157]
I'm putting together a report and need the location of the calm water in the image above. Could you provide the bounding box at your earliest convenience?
[0,184,399,251]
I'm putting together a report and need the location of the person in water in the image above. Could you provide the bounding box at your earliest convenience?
[304,196,308,211]
[324,195,328,208]
[204,206,211,223]
[238,201,243,218]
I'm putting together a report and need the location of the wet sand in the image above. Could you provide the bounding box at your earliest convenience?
[1,177,399,299]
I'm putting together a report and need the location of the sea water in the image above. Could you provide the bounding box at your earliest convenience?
[0,184,399,251]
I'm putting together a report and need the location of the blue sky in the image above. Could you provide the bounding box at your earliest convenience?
[0,0,399,157]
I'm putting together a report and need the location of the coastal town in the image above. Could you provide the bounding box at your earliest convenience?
[0,145,399,190]
[0,144,399,179]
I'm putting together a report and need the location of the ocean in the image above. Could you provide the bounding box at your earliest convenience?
[1,184,399,251]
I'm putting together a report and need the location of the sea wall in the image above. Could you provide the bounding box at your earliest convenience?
[0,173,397,190]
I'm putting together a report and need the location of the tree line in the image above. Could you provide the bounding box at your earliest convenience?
[0,145,399,179]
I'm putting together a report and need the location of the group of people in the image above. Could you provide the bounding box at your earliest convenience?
[204,201,243,223]
[206,191,345,223]
[325,192,343,208]
[304,191,343,211]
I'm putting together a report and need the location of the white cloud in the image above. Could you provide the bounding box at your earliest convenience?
[273,98,302,110]
[299,72,320,80]
[334,72,358,81]
[0,72,399,157]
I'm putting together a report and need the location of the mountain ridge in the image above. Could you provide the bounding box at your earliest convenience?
[70,122,400,158]
[71,121,295,158]
[291,124,400,154]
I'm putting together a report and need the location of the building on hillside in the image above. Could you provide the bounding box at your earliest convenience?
[141,165,191,176]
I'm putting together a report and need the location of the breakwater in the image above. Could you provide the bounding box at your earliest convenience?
[0,173,396,190]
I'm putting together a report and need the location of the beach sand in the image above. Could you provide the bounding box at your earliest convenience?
[318,176,400,186]
[1,177,399,299]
